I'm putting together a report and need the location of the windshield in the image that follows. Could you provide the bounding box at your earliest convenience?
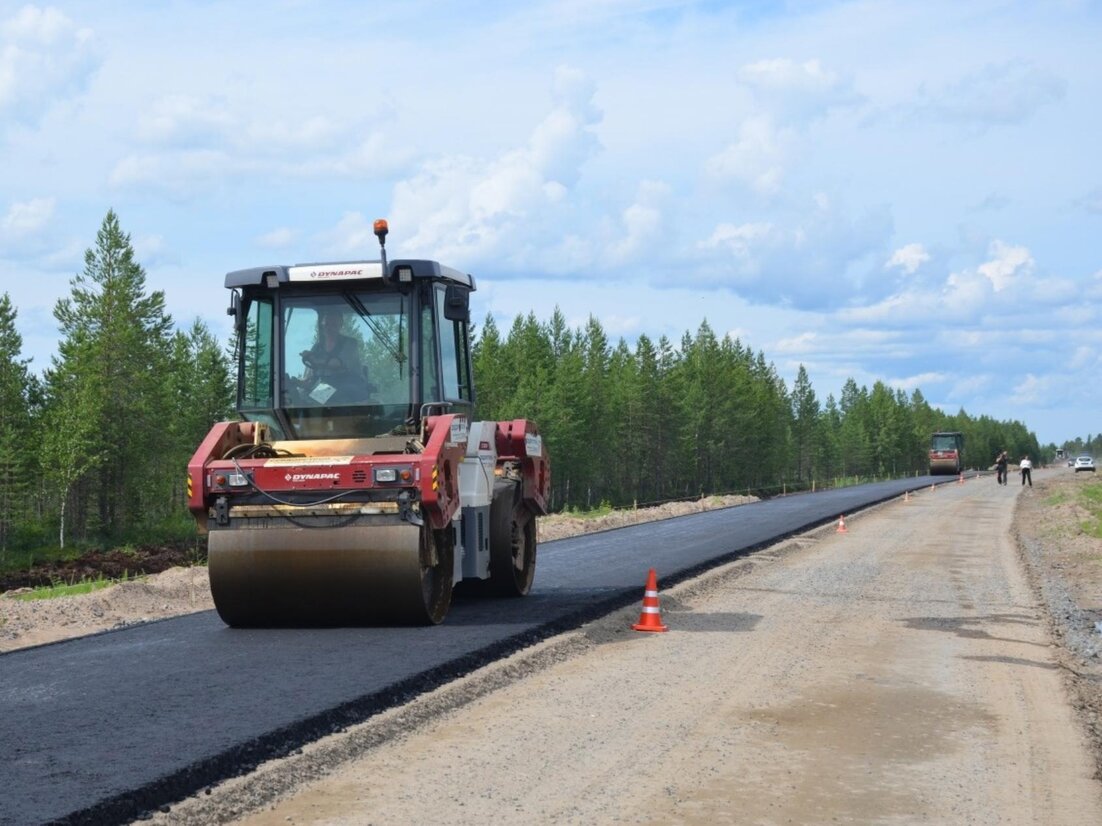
[931,435,960,451]
[281,290,411,438]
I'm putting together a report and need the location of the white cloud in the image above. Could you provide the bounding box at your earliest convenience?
[1069,346,1098,370]
[109,150,235,197]
[736,58,862,122]
[1090,270,1102,300]
[256,227,298,248]
[136,94,237,147]
[949,374,994,398]
[603,180,669,267]
[704,57,860,197]
[599,313,641,337]
[700,221,776,266]
[977,240,1032,292]
[773,331,817,353]
[2,196,54,236]
[913,59,1065,127]
[888,372,947,391]
[132,234,176,267]
[704,116,789,194]
[1077,187,1102,215]
[845,238,1045,326]
[112,89,410,196]
[943,268,994,312]
[885,243,929,275]
[1013,373,1054,403]
[132,233,163,257]
[385,65,601,265]
[0,5,96,121]
[316,211,380,257]
[972,193,1011,212]
[695,199,892,309]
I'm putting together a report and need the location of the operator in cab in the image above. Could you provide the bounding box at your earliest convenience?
[297,307,364,404]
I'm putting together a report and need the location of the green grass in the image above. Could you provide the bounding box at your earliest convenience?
[562,500,616,519]
[13,571,144,602]
[1077,478,1102,539]
[1044,490,1072,506]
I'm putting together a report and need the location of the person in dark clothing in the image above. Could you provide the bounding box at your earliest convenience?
[297,309,364,404]
[995,451,1008,485]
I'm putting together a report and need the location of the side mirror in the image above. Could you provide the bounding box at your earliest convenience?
[227,291,245,333]
[443,285,469,322]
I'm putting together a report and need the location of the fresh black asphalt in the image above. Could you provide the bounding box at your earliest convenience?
[0,477,954,825]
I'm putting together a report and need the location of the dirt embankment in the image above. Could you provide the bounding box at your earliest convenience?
[1013,471,1102,774]
[0,494,755,652]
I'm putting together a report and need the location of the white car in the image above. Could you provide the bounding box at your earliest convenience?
[1074,455,1096,473]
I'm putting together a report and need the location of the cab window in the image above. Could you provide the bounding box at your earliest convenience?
[435,285,472,402]
[240,296,273,409]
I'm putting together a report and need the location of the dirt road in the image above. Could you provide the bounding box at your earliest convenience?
[150,470,1100,825]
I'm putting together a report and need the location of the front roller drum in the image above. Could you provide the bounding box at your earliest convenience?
[208,523,454,627]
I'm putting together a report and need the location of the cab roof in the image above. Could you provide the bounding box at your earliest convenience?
[225,258,474,290]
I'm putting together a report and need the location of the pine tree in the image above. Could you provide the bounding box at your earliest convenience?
[839,378,870,477]
[542,331,587,508]
[471,314,509,421]
[165,320,235,512]
[45,210,174,543]
[0,294,34,552]
[791,365,820,483]
[632,334,665,503]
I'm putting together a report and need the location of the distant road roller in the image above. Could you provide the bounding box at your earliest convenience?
[187,220,550,626]
[928,430,964,475]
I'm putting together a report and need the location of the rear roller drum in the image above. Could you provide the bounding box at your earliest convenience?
[488,479,536,596]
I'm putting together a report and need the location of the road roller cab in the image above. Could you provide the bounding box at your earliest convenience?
[187,221,550,627]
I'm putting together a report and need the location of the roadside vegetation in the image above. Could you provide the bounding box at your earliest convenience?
[12,571,144,602]
[1078,478,1102,539]
[2,210,1093,586]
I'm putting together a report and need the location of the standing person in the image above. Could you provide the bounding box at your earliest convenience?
[995,450,1008,485]
[1020,454,1033,487]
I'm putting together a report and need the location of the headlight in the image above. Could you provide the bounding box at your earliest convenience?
[374,466,413,484]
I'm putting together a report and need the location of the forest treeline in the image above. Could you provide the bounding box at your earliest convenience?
[472,313,1047,509]
[0,212,232,553]
[0,211,1076,556]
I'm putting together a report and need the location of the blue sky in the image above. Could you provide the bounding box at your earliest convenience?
[1,1,1099,446]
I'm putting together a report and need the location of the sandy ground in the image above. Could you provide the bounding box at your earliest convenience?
[135,469,1101,825]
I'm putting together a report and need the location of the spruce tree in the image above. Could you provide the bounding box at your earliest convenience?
[0,294,34,552]
[791,365,820,483]
[45,210,174,542]
[165,320,234,512]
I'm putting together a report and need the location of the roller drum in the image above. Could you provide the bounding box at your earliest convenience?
[208,523,453,626]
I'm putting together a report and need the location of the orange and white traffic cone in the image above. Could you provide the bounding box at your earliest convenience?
[930,483,936,492]
[903,490,910,503]
[836,514,848,533]
[632,568,669,633]
[958,473,964,485]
